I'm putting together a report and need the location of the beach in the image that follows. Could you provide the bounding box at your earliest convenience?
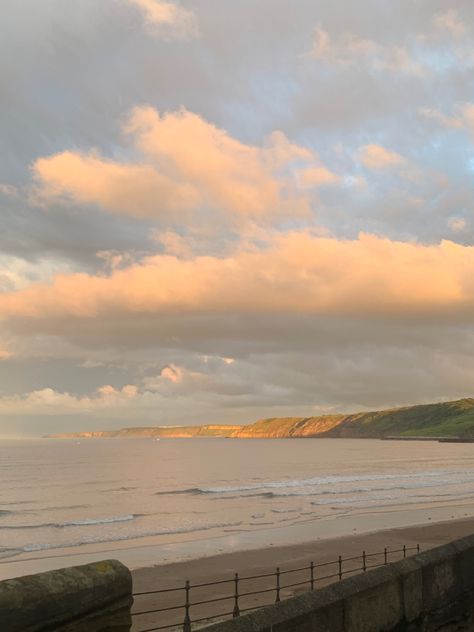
[131,516,474,630]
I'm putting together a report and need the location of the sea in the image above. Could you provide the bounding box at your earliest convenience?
[1,437,474,579]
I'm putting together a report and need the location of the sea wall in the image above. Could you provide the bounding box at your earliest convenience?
[203,533,474,632]
[0,559,132,631]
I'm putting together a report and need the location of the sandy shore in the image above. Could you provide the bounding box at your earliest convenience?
[131,516,474,631]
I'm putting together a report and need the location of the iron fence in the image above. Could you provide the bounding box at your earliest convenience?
[132,544,420,631]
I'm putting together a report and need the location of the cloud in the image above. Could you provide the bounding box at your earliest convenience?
[433,10,466,39]
[0,383,142,416]
[0,361,235,417]
[5,0,474,433]
[1,233,474,335]
[420,103,474,137]
[143,364,211,393]
[159,364,183,383]
[33,107,319,223]
[0,184,18,198]
[358,144,406,170]
[297,166,341,188]
[4,336,474,425]
[33,151,199,218]
[0,255,75,293]
[448,217,467,232]
[308,26,423,76]
[127,0,197,39]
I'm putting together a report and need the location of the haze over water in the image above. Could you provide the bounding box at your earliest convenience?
[2,438,474,579]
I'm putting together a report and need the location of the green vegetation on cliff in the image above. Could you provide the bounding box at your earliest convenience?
[328,398,474,438]
[49,397,474,440]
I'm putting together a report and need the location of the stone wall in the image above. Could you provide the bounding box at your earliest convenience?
[202,534,474,632]
[0,559,132,632]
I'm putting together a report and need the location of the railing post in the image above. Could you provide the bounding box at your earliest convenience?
[232,573,240,618]
[310,561,315,590]
[403,545,406,559]
[183,580,191,632]
[275,567,281,602]
[384,548,388,565]
[362,550,366,572]
[338,556,342,581]
[417,544,420,554]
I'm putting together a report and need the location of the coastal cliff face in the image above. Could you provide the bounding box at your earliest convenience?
[50,425,243,439]
[231,415,345,438]
[48,397,474,440]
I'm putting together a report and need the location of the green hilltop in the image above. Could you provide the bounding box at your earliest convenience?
[322,397,474,438]
[49,397,474,440]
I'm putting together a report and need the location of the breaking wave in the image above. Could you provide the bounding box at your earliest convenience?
[0,521,243,561]
[0,514,142,530]
[155,470,474,499]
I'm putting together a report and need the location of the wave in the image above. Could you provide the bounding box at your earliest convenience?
[155,487,203,496]
[206,477,474,501]
[154,469,474,497]
[0,521,244,561]
[108,486,137,493]
[201,470,474,494]
[0,514,142,530]
[214,491,276,500]
[310,490,473,507]
[31,504,91,513]
[0,547,23,561]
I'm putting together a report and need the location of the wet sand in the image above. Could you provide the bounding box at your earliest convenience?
[131,516,474,631]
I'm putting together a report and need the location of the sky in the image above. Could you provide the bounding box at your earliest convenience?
[1,0,474,436]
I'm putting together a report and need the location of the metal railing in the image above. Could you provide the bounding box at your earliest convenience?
[132,544,420,631]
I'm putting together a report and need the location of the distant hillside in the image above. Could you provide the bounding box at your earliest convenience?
[48,397,474,440]
[323,398,474,439]
[50,424,243,439]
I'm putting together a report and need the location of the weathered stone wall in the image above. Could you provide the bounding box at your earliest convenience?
[0,559,132,632]
[202,534,474,632]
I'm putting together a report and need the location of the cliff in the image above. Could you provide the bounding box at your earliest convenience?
[49,424,243,439]
[47,397,474,440]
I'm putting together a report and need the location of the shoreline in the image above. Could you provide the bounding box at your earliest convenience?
[2,497,474,582]
[133,514,474,587]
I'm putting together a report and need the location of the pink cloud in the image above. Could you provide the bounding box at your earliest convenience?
[358,144,405,170]
[33,151,198,218]
[127,0,198,39]
[160,364,184,383]
[32,107,319,223]
[297,166,341,187]
[1,233,473,327]
[420,103,474,138]
[308,27,423,76]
